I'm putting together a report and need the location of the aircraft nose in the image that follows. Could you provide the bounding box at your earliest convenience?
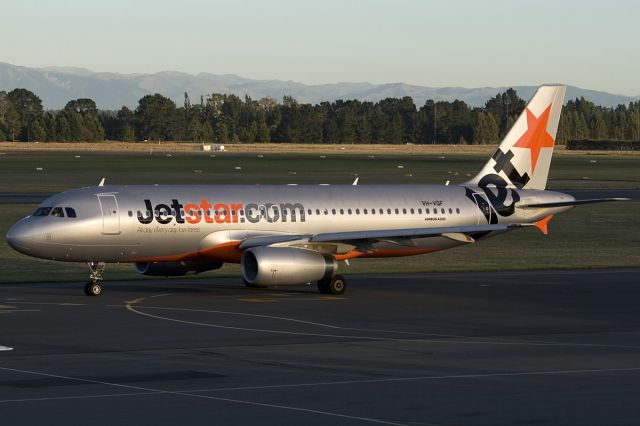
[6,221,32,253]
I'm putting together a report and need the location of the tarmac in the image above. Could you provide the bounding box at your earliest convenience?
[1,269,639,425]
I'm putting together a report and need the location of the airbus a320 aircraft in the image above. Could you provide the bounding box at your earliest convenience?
[6,85,627,296]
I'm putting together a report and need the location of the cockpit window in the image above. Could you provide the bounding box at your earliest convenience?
[33,207,52,216]
[65,207,77,218]
[50,207,65,217]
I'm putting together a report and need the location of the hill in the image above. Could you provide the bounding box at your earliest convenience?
[1,62,637,110]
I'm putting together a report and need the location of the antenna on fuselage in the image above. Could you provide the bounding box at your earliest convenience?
[352,177,359,186]
[98,178,105,187]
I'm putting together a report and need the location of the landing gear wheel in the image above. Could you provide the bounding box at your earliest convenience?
[85,261,106,296]
[318,275,346,295]
[84,281,103,297]
[328,275,346,295]
[317,279,330,294]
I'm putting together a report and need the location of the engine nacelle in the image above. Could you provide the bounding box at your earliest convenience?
[241,246,337,286]
[134,261,223,277]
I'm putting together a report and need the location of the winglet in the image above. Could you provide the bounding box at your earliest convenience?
[98,177,106,187]
[534,214,554,235]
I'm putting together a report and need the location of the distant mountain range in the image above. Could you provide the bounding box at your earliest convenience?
[1,62,637,110]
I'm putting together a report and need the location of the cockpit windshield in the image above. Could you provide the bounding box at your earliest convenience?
[32,206,77,218]
[33,207,52,216]
[50,207,65,217]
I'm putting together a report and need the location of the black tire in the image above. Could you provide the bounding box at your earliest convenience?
[317,278,330,294]
[328,275,346,295]
[84,281,102,297]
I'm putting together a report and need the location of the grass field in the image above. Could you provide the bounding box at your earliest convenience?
[0,149,638,192]
[0,149,638,283]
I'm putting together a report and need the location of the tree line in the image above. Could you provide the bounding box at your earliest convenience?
[1,88,639,145]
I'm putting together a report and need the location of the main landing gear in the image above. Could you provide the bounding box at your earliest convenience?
[85,261,105,297]
[317,275,347,295]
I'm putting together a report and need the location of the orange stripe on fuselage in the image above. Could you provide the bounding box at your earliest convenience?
[128,244,441,264]
[127,240,243,263]
[358,247,441,258]
[334,247,441,260]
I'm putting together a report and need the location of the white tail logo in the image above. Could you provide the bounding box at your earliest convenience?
[468,85,566,190]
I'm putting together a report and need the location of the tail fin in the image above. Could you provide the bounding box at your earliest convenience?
[467,85,566,190]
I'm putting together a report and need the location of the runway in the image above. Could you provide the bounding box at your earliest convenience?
[1,269,639,425]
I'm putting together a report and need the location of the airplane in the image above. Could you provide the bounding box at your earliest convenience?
[5,85,629,297]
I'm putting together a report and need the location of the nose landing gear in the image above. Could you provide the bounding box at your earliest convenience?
[85,261,105,297]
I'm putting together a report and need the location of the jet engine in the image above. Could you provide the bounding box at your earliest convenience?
[241,246,337,286]
[135,260,223,276]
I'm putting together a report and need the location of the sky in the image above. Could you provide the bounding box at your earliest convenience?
[2,0,639,95]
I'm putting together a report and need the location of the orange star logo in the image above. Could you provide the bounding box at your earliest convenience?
[513,104,555,174]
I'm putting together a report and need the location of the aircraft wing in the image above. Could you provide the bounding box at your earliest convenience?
[238,234,309,249]
[309,223,524,245]
[237,223,527,252]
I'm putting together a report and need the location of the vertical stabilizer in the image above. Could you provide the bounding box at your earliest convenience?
[467,85,566,190]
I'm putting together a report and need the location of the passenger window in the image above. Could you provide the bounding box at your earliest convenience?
[33,207,52,216]
[323,209,328,215]
[426,208,430,214]
[307,209,312,215]
[316,209,320,215]
[402,208,407,214]
[348,209,352,215]
[363,209,368,214]
[418,209,422,214]
[371,209,375,215]
[50,207,65,217]
[340,209,344,215]
[332,209,336,215]
[127,210,132,217]
[449,208,453,214]
[387,208,391,214]
[379,209,383,214]
[441,208,445,214]
[356,209,360,214]
[395,208,399,214]
[410,208,415,214]
[456,208,460,214]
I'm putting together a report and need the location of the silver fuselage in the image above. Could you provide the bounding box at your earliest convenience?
[6,184,573,263]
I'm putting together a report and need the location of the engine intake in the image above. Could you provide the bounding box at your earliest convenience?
[241,246,337,286]
[135,261,223,277]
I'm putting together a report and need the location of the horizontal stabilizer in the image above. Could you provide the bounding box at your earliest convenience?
[519,198,630,208]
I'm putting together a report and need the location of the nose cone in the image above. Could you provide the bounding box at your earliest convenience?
[6,220,33,254]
